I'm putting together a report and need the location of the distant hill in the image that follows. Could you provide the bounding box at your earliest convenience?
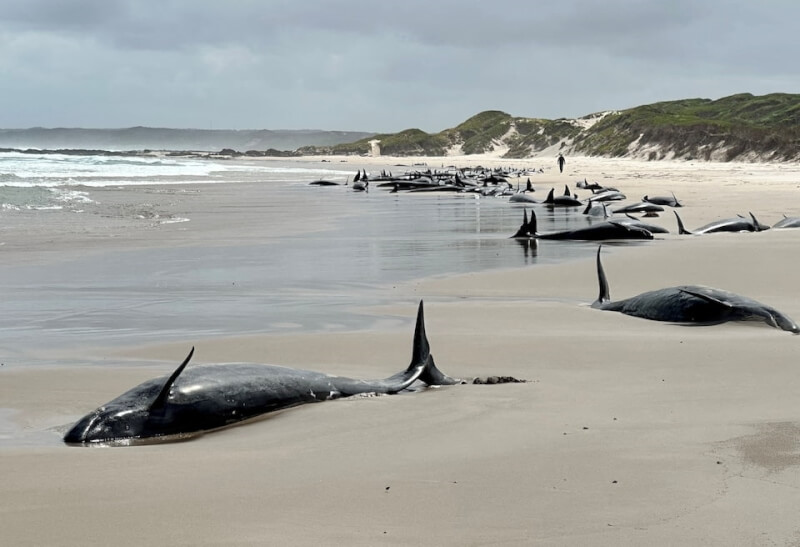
[0,127,375,152]
[300,93,800,162]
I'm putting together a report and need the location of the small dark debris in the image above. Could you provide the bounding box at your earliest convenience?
[582,426,589,430]
[385,486,390,492]
[611,480,618,484]
[716,461,722,465]
[472,376,526,384]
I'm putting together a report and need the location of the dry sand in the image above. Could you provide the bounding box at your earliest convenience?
[2,155,800,545]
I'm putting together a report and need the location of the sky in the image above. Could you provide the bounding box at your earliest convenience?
[1,0,799,133]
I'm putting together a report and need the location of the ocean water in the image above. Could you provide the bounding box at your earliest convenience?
[0,152,649,366]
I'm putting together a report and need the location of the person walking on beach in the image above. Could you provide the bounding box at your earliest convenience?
[557,153,566,173]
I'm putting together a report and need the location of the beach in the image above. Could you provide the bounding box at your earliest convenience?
[1,154,800,545]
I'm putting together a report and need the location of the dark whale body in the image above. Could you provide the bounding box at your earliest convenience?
[614,214,669,234]
[643,193,682,207]
[674,211,769,235]
[510,209,653,241]
[64,301,459,446]
[612,202,665,215]
[544,187,582,207]
[773,215,800,229]
[591,246,799,333]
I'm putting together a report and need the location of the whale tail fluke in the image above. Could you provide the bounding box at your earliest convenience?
[418,354,461,386]
[674,211,692,235]
[592,245,611,308]
[408,301,460,386]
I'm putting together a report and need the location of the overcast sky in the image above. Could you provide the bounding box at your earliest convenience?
[2,0,798,133]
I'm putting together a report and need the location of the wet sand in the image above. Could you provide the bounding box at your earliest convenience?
[2,155,800,545]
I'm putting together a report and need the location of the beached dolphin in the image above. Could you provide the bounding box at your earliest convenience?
[614,214,670,234]
[582,201,609,218]
[587,190,627,202]
[612,202,665,216]
[773,215,800,229]
[509,192,539,204]
[643,192,682,207]
[64,301,461,446]
[510,209,653,241]
[544,187,582,207]
[576,178,605,191]
[591,246,799,333]
[674,211,769,235]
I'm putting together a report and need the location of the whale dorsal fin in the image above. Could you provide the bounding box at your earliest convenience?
[149,347,194,413]
[528,209,539,236]
[510,209,531,238]
[592,245,611,308]
[674,211,692,235]
[409,301,430,372]
[749,212,764,232]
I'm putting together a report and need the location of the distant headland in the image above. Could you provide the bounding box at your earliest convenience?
[2,93,798,162]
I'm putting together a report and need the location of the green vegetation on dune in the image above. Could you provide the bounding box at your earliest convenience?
[299,93,800,161]
[573,93,800,161]
[504,118,581,158]
[441,110,514,154]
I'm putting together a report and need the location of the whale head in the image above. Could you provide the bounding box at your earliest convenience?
[770,310,800,334]
[63,402,153,445]
[64,348,196,445]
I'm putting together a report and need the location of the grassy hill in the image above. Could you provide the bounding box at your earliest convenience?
[572,93,800,161]
[300,93,800,162]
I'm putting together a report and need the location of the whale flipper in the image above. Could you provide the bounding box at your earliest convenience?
[677,289,734,309]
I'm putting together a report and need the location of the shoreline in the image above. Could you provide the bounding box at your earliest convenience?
[1,154,799,545]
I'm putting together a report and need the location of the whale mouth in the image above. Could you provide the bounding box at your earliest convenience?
[64,431,203,447]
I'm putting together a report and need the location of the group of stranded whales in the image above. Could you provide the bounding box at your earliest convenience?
[62,166,800,447]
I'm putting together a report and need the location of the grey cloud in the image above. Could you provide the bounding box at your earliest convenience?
[1,0,799,131]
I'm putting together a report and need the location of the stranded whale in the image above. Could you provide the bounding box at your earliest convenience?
[510,209,653,241]
[674,211,769,235]
[64,301,460,446]
[590,246,799,333]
